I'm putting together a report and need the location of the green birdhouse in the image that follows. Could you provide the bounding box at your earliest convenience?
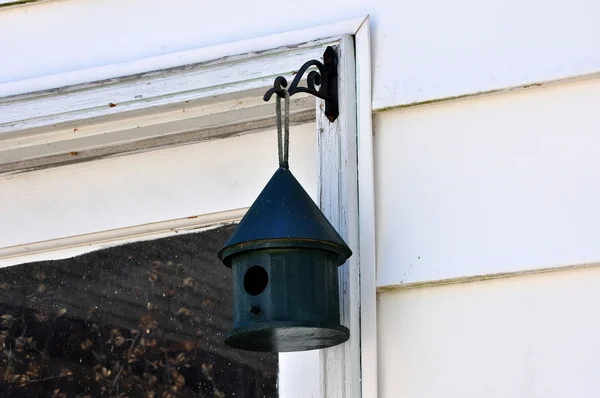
[217,167,352,352]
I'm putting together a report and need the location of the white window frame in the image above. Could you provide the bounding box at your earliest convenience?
[0,17,376,398]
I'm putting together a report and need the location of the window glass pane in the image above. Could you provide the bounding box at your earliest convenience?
[0,225,278,397]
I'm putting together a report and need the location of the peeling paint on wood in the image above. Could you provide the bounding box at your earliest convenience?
[0,0,41,8]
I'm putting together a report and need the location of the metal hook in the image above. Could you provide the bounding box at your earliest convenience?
[263,46,338,122]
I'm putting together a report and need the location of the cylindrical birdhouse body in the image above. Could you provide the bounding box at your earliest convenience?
[227,247,345,352]
[218,168,351,352]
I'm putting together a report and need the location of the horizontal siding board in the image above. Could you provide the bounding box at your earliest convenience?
[375,78,600,286]
[378,266,600,397]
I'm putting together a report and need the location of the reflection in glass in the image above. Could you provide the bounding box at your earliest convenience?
[0,225,278,397]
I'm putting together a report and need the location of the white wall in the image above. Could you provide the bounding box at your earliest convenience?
[375,76,600,397]
[375,77,600,287]
[1,0,599,109]
[378,266,600,398]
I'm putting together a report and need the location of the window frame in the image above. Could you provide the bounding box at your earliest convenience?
[0,17,376,398]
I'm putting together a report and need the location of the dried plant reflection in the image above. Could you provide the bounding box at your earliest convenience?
[0,225,277,397]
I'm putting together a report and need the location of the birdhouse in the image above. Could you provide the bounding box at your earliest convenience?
[217,167,352,352]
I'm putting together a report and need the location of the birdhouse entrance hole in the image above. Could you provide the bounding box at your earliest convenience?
[244,265,269,296]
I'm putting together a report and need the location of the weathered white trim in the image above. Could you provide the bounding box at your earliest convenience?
[0,208,246,268]
[0,43,331,134]
[355,17,378,398]
[0,39,331,173]
[0,17,366,98]
[0,95,315,173]
[0,17,368,175]
[0,0,46,6]
[318,35,360,398]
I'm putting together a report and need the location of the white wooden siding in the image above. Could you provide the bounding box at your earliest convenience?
[375,77,600,287]
[1,0,598,110]
[378,266,600,398]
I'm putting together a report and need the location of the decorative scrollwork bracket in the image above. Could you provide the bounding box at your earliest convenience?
[263,46,339,122]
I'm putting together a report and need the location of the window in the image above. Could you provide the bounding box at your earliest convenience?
[0,225,278,397]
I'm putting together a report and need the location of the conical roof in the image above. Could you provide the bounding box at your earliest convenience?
[218,168,352,266]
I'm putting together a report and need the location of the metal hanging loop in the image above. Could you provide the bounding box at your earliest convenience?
[276,89,290,169]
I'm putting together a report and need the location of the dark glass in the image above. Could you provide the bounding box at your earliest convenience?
[0,225,278,397]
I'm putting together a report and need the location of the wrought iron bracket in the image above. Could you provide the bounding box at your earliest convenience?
[263,46,339,122]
